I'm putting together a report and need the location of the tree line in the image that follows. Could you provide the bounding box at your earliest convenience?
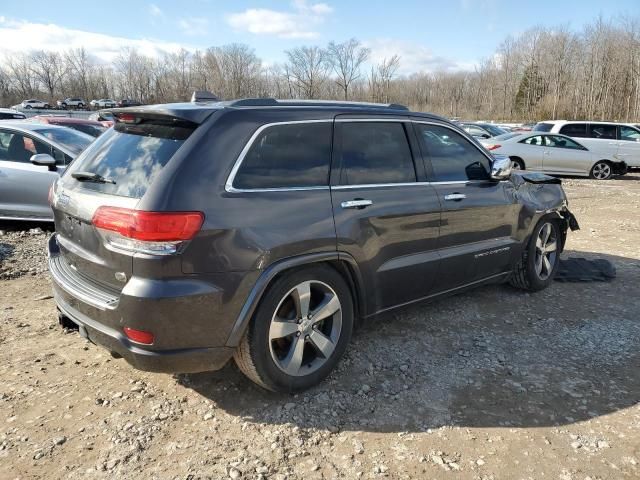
[1,15,639,122]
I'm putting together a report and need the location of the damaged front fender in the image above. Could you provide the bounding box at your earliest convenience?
[506,172,580,251]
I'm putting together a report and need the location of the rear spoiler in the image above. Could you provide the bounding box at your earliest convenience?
[108,102,221,125]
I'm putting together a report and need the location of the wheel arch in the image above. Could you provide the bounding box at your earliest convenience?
[225,252,366,347]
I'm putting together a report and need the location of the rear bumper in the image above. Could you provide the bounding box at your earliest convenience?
[47,233,246,374]
[55,293,234,373]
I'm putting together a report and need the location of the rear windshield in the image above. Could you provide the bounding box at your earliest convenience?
[493,133,520,141]
[68,123,107,138]
[480,124,508,136]
[36,127,93,155]
[533,122,553,132]
[64,120,194,198]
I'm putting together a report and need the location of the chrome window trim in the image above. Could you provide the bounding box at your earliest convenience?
[225,119,333,193]
[225,118,495,193]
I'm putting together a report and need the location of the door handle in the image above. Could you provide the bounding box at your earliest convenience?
[341,199,373,209]
[444,193,466,201]
[543,151,550,156]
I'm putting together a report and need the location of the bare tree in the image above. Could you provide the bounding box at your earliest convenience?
[284,46,330,99]
[327,39,370,100]
[369,55,400,103]
[30,51,66,100]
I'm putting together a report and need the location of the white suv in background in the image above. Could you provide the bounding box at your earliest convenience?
[533,121,640,169]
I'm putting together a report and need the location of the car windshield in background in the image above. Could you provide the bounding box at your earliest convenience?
[69,124,107,138]
[494,132,521,141]
[64,121,194,198]
[36,127,93,155]
[533,123,554,132]
[482,124,508,136]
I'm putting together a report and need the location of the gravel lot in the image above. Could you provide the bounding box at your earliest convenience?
[1,174,639,479]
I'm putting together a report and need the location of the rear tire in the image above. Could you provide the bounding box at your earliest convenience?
[234,265,354,393]
[510,218,561,292]
[510,157,525,170]
[590,161,612,180]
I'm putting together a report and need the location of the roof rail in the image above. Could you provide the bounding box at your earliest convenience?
[227,98,409,111]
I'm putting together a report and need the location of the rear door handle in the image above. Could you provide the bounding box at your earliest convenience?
[444,193,466,201]
[341,199,373,209]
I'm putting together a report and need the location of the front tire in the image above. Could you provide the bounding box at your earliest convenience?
[234,265,354,393]
[590,161,612,180]
[510,218,561,291]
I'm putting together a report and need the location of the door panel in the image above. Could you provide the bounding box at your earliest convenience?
[332,184,441,311]
[331,118,441,313]
[413,121,518,292]
[516,136,545,170]
[617,126,640,168]
[542,135,592,174]
[0,160,61,219]
[431,181,518,290]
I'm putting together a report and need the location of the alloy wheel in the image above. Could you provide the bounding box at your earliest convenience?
[592,162,611,180]
[534,222,558,281]
[268,280,342,377]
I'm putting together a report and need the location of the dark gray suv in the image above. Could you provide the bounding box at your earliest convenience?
[48,99,578,392]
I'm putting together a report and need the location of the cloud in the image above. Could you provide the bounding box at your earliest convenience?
[364,39,475,75]
[0,17,195,63]
[226,0,333,39]
[149,3,163,17]
[178,17,209,36]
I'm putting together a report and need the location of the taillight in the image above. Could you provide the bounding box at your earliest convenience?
[486,144,501,151]
[92,207,204,255]
[115,113,139,124]
[124,327,154,345]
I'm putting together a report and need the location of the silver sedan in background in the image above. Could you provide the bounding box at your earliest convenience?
[0,122,93,221]
[480,132,628,180]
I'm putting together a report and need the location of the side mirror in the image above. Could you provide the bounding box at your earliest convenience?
[30,153,57,170]
[490,154,512,180]
[481,133,491,139]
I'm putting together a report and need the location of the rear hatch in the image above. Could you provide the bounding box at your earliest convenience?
[51,114,197,295]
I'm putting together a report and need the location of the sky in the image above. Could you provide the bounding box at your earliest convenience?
[0,0,638,74]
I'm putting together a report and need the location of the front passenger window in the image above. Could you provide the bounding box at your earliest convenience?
[416,124,491,181]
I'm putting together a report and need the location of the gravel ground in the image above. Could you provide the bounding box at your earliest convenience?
[1,174,639,479]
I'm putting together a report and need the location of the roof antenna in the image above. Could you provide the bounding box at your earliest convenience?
[191,90,219,103]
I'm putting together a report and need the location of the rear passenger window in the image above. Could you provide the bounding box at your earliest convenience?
[559,123,587,138]
[416,124,490,181]
[338,122,415,185]
[588,124,616,140]
[234,122,332,189]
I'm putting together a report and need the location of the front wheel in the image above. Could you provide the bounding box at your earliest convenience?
[590,161,612,180]
[234,265,354,392]
[510,218,561,291]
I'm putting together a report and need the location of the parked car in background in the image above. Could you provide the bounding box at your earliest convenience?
[30,115,107,138]
[57,98,87,110]
[48,98,577,392]
[88,111,115,128]
[0,108,26,120]
[460,122,508,139]
[533,120,640,169]
[90,99,117,109]
[116,99,143,108]
[21,99,50,109]
[0,122,93,221]
[481,132,627,180]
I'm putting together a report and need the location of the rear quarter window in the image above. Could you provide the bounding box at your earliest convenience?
[233,122,332,190]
